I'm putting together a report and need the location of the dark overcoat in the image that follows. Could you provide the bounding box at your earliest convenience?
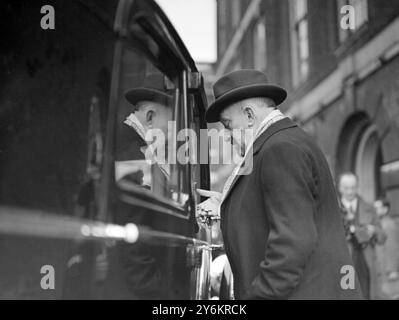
[220,118,363,299]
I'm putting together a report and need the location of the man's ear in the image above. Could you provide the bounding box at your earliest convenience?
[243,107,255,127]
[146,110,154,127]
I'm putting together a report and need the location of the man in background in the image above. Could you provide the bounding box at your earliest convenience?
[338,172,386,299]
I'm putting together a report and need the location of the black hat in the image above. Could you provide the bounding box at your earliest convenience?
[124,73,173,106]
[206,69,287,123]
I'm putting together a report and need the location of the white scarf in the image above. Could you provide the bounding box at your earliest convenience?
[124,113,147,142]
[221,109,286,203]
[123,113,170,178]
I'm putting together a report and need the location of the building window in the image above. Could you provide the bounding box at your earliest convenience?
[218,0,228,57]
[337,0,369,42]
[290,0,310,86]
[253,18,267,71]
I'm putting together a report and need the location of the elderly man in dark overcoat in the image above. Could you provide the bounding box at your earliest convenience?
[197,69,363,300]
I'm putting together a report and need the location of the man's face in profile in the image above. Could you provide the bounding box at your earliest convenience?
[220,102,252,156]
[339,175,358,202]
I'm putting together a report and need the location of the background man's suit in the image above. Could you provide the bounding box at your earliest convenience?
[340,196,386,299]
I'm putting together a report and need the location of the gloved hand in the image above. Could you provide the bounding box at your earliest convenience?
[196,189,222,223]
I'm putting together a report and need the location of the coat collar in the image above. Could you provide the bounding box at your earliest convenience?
[252,117,297,155]
[221,117,297,205]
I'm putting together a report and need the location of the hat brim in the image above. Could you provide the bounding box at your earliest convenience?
[125,88,173,106]
[206,84,287,123]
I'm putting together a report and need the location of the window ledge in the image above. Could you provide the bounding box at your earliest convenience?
[334,23,370,60]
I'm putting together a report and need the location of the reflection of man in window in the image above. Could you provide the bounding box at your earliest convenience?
[115,73,173,190]
[110,74,178,299]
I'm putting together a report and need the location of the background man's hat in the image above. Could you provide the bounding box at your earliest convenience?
[206,69,287,123]
[125,73,173,106]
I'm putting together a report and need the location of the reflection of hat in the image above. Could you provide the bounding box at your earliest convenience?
[124,73,173,106]
[206,69,287,123]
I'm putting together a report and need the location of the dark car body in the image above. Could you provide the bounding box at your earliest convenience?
[0,0,212,299]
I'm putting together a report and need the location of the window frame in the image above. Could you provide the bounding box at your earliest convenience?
[101,0,209,222]
[253,16,267,72]
[337,0,369,43]
[289,0,310,87]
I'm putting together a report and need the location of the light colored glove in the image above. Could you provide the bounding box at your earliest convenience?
[196,189,222,221]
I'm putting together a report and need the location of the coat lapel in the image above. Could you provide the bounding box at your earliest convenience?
[221,118,298,204]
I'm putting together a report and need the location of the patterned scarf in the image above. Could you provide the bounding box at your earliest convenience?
[123,113,170,178]
[221,109,286,203]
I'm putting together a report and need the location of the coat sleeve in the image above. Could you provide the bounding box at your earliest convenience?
[246,141,318,299]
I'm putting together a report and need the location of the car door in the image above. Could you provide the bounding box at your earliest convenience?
[62,0,213,299]
[0,0,212,299]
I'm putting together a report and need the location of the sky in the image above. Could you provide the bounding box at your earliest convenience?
[156,0,217,63]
